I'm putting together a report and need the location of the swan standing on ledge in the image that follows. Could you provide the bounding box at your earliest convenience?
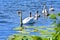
[18,11,40,26]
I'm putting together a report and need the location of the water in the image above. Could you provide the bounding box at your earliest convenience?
[0,0,60,40]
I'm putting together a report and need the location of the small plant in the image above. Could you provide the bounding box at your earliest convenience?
[58,13,60,16]
[49,13,60,40]
[49,14,56,19]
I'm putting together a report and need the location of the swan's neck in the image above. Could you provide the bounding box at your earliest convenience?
[18,11,23,27]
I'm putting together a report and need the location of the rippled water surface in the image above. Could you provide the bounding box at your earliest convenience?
[0,0,60,40]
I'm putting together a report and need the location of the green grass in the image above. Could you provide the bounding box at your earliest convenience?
[8,34,43,40]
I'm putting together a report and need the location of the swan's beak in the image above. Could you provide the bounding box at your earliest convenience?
[17,11,22,16]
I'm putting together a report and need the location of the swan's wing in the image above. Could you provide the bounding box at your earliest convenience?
[23,17,34,24]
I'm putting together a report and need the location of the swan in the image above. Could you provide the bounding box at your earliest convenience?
[42,4,54,18]
[18,11,40,25]
[42,9,48,16]
[23,11,40,24]
[42,4,49,17]
[49,6,54,11]
[23,17,35,24]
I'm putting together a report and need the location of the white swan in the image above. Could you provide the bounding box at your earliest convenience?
[23,15,40,24]
[23,17,35,24]
[49,7,54,11]
[42,9,48,16]
[42,4,49,17]
[18,11,40,25]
